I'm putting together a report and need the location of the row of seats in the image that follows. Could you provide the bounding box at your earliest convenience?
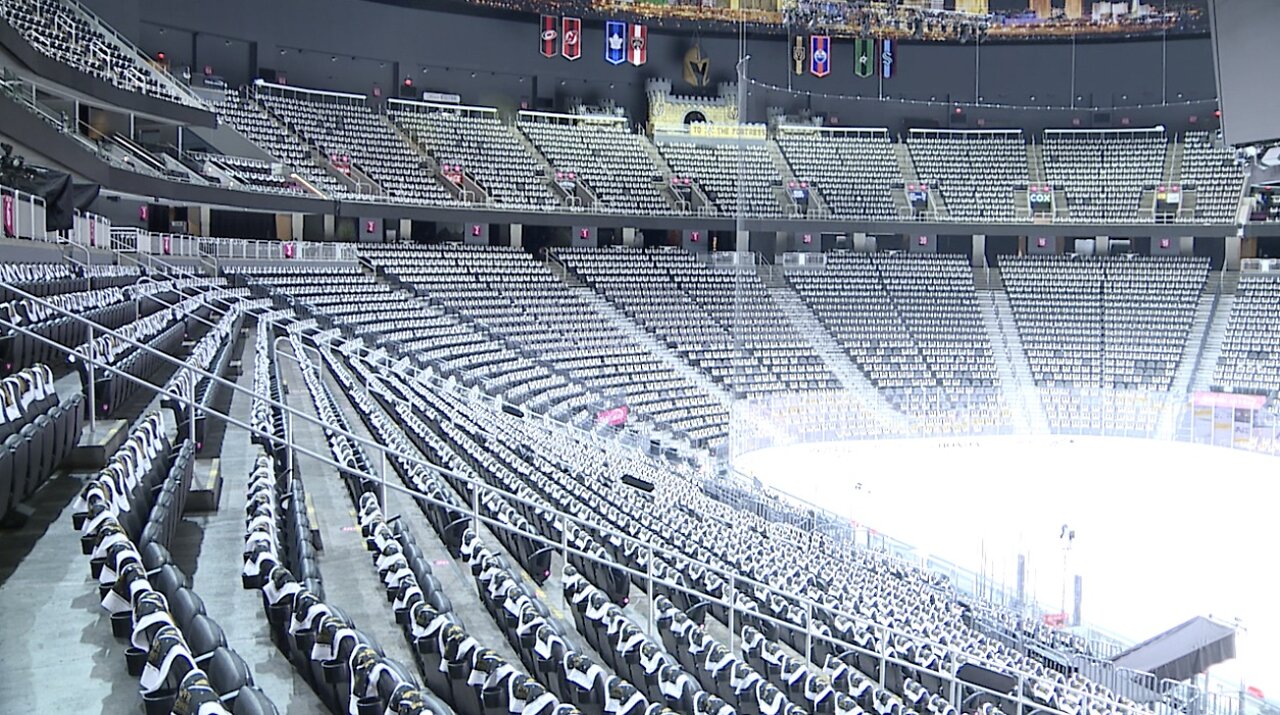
[518,120,670,214]
[213,91,354,198]
[999,255,1207,392]
[73,411,276,714]
[1042,132,1165,223]
[657,141,784,218]
[258,91,455,205]
[391,105,560,209]
[191,151,309,196]
[359,244,730,448]
[0,0,201,106]
[559,247,837,398]
[1212,274,1280,395]
[785,253,1007,430]
[907,134,1027,221]
[163,299,253,451]
[244,334,446,715]
[69,291,212,418]
[0,363,82,518]
[231,261,594,425]
[1180,131,1245,224]
[776,130,903,221]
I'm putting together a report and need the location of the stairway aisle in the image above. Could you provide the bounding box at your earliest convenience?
[1188,292,1235,394]
[980,288,1049,434]
[766,281,907,426]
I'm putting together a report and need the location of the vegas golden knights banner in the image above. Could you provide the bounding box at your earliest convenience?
[854,38,874,78]
[792,35,806,76]
[683,45,710,87]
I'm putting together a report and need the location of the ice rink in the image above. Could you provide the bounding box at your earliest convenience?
[733,435,1277,695]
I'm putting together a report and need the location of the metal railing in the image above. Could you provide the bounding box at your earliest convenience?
[0,184,49,241]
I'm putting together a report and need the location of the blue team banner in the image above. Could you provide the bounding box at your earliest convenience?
[880,38,895,79]
[809,35,830,77]
[605,21,626,65]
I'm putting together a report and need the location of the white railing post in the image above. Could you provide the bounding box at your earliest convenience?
[379,443,388,511]
[646,537,656,638]
[804,600,814,665]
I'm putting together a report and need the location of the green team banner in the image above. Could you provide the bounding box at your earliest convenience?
[854,38,874,78]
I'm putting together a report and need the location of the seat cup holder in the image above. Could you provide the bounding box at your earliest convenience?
[141,688,177,715]
[124,647,147,676]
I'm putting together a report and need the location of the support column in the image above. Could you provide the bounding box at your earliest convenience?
[398,218,412,242]
[465,222,489,245]
[682,228,709,253]
[197,206,211,237]
[510,224,523,249]
[323,214,336,241]
[1225,233,1242,270]
[571,226,598,247]
[622,227,640,248]
[972,234,986,267]
[293,214,305,241]
[1095,235,1110,255]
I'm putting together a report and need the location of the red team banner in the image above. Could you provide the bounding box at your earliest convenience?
[2,194,13,238]
[540,15,557,58]
[561,17,581,60]
[596,405,630,427]
[629,24,647,66]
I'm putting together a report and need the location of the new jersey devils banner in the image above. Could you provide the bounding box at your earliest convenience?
[540,15,557,58]
[605,21,626,65]
[561,17,581,60]
[810,35,830,77]
[629,24,648,66]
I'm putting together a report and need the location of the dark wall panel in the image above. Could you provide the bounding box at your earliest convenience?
[81,0,1217,127]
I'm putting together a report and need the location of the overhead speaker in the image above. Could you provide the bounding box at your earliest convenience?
[501,404,525,418]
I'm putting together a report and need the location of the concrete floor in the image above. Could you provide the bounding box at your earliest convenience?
[175,334,325,714]
[0,332,201,711]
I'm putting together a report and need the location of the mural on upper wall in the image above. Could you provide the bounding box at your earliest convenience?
[428,0,1208,42]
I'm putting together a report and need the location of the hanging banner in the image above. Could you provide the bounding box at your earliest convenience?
[540,15,558,58]
[1,194,13,238]
[880,38,896,79]
[791,35,806,76]
[854,38,874,78]
[561,17,581,61]
[605,21,626,65]
[810,35,830,77]
[596,405,630,427]
[628,24,647,66]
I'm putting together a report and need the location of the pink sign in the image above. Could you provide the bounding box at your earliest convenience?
[282,242,296,259]
[1192,391,1266,410]
[2,194,13,237]
[595,405,629,427]
[162,235,172,255]
[89,221,96,247]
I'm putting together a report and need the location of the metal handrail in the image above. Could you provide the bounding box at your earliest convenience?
[62,0,208,109]
[0,276,1184,715]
